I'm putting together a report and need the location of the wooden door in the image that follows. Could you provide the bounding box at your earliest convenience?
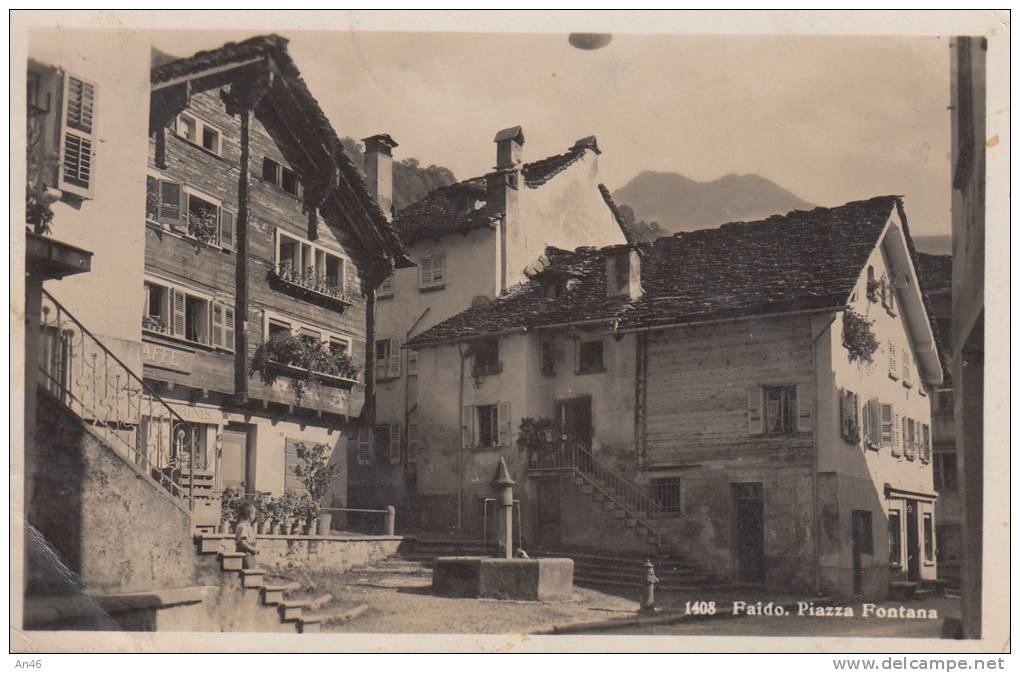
[220,428,247,492]
[733,482,765,583]
[852,509,873,595]
[905,499,921,581]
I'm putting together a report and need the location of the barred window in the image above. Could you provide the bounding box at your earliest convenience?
[650,478,683,513]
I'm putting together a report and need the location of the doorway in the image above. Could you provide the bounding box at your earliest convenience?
[556,396,593,470]
[220,427,249,492]
[535,478,561,548]
[905,499,921,581]
[733,482,765,583]
[851,509,873,595]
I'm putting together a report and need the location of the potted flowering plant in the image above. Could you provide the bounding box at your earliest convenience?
[254,492,273,534]
[274,493,295,534]
[293,441,343,535]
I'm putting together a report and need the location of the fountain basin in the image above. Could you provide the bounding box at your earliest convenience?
[432,556,574,601]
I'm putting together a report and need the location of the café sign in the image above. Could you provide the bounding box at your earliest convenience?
[143,342,190,373]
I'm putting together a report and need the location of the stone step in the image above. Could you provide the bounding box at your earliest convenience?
[602,501,617,512]
[581,484,595,495]
[240,569,265,588]
[261,585,288,606]
[592,492,606,502]
[298,614,324,633]
[198,536,226,554]
[219,552,246,571]
[279,600,309,621]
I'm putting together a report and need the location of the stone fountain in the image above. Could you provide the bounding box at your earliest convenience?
[431,457,574,600]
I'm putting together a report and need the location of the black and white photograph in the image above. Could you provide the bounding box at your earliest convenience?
[9,10,1009,656]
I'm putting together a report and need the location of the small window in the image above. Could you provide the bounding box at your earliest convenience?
[281,167,299,196]
[329,337,349,358]
[201,125,221,154]
[176,113,223,157]
[142,282,171,334]
[477,405,499,449]
[937,390,954,412]
[921,423,931,463]
[923,513,934,562]
[184,294,210,343]
[904,418,916,460]
[650,478,682,513]
[540,339,557,376]
[577,340,605,374]
[187,193,220,243]
[377,274,394,298]
[902,351,912,386]
[263,157,280,183]
[420,254,445,289]
[888,510,902,566]
[473,339,501,377]
[866,266,879,302]
[934,452,958,492]
[764,385,796,434]
[178,114,197,142]
[268,318,290,339]
[375,338,394,380]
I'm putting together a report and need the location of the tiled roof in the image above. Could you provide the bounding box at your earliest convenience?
[152,35,409,266]
[409,196,903,346]
[915,252,952,293]
[393,136,604,246]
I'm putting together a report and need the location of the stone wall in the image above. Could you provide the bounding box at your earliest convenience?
[202,533,403,574]
[28,391,198,594]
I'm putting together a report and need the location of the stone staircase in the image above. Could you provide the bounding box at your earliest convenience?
[194,535,326,633]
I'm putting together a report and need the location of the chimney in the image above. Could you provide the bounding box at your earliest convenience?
[487,127,524,293]
[605,245,643,301]
[362,134,398,220]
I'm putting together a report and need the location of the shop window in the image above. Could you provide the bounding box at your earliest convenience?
[888,510,902,567]
[923,513,934,562]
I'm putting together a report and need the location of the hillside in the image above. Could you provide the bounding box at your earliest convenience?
[613,171,814,235]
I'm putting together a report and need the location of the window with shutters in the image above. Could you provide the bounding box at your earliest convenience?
[374,338,402,380]
[891,412,902,457]
[142,281,171,335]
[420,254,445,290]
[477,405,499,449]
[146,175,234,249]
[355,427,372,466]
[386,423,402,464]
[210,301,235,351]
[880,403,894,448]
[864,398,881,450]
[262,312,351,355]
[176,113,223,157]
[921,423,931,463]
[904,418,916,460]
[764,385,796,435]
[576,339,605,374]
[839,388,860,444]
[887,342,899,380]
[902,351,912,387]
[58,74,97,198]
[142,278,232,349]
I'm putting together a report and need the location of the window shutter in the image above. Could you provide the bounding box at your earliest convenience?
[58,75,97,197]
[158,179,182,226]
[356,427,372,465]
[922,424,931,462]
[171,288,186,337]
[891,411,901,457]
[461,405,474,449]
[211,302,224,347]
[146,176,159,221]
[796,384,812,433]
[220,210,235,250]
[498,402,511,446]
[747,387,763,435]
[346,259,359,296]
[888,342,898,378]
[223,306,235,352]
[389,424,402,464]
[868,398,880,448]
[388,337,402,378]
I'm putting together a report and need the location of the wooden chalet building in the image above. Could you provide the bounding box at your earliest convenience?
[143,36,408,528]
[407,196,943,598]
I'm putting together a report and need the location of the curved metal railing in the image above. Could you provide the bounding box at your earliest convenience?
[38,289,196,510]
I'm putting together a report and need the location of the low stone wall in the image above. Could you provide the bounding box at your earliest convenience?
[202,533,404,574]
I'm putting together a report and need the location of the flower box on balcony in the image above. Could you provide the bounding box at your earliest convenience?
[266,360,359,390]
[268,265,358,311]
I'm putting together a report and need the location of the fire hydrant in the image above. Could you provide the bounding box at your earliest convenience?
[640,559,660,613]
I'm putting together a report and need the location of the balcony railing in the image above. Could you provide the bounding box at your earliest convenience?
[271,262,357,306]
[39,290,197,510]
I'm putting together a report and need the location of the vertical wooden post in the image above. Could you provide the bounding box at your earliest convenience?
[233,104,251,403]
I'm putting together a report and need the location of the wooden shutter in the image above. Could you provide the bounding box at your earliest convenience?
[220,210,235,251]
[171,288,186,337]
[211,302,224,347]
[356,427,372,465]
[891,411,901,457]
[388,337,402,378]
[922,424,931,462]
[796,384,812,433]
[747,387,764,435]
[888,342,898,379]
[389,424,402,464]
[158,179,182,226]
[497,402,511,446]
[223,306,235,352]
[868,398,880,448]
[146,176,159,221]
[58,74,97,197]
[461,405,474,449]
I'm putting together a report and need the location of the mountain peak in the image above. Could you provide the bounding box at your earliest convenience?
[613,171,813,235]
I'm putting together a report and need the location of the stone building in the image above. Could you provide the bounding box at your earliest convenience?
[354,126,629,520]
[407,196,942,597]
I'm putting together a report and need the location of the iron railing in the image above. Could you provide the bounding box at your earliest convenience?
[528,441,664,542]
[38,289,196,509]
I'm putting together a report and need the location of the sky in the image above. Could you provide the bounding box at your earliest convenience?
[150,30,952,236]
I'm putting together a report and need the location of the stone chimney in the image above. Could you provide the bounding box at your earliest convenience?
[605,245,643,301]
[487,127,524,293]
[362,134,398,220]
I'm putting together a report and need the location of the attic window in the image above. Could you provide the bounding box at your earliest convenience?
[263,158,300,196]
[542,279,566,299]
[176,113,222,156]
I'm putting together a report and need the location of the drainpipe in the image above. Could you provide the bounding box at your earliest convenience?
[810,312,838,596]
[457,343,467,530]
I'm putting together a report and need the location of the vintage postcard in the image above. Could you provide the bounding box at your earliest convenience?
[8,10,1010,656]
